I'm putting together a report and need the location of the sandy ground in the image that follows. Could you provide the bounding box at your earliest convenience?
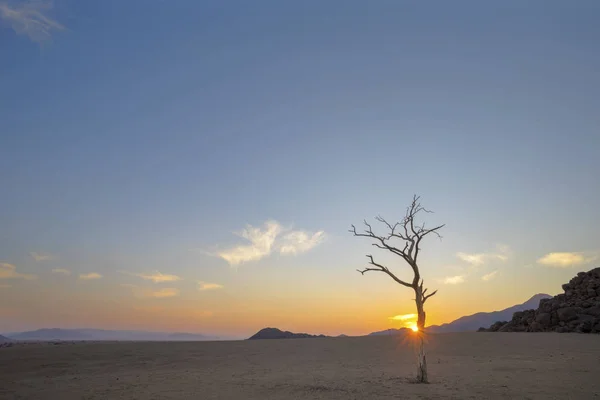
[1,333,599,399]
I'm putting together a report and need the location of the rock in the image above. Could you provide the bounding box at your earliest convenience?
[576,321,593,333]
[583,306,600,317]
[535,313,551,326]
[480,267,600,334]
[529,321,543,332]
[487,321,508,332]
[557,307,580,322]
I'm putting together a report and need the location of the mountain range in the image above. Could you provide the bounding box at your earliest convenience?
[426,293,552,333]
[248,294,553,339]
[2,294,552,342]
[2,328,217,341]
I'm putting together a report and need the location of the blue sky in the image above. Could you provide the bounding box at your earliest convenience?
[1,0,599,336]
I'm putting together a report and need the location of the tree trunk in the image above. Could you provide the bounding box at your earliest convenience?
[415,288,428,383]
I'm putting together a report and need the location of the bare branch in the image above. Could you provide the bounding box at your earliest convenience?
[356,255,413,288]
[423,289,438,303]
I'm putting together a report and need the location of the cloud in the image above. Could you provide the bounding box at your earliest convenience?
[120,270,181,283]
[0,263,37,280]
[0,0,64,43]
[456,244,510,267]
[537,252,597,268]
[0,284,11,288]
[79,272,102,280]
[212,220,325,265]
[52,268,70,275]
[215,220,282,265]
[481,270,498,281]
[388,313,417,321]
[198,281,223,291]
[149,288,179,298]
[443,275,465,285]
[279,230,326,255]
[30,252,54,262]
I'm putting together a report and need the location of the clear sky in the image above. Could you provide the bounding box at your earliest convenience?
[1,0,599,338]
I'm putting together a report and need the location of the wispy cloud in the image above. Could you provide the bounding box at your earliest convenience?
[537,252,597,268]
[120,283,138,288]
[0,263,37,280]
[0,0,64,43]
[215,220,282,265]
[210,220,325,265]
[79,272,102,280]
[481,270,498,281]
[198,281,223,291]
[30,252,54,262]
[120,270,181,283]
[456,244,510,267]
[443,275,465,285]
[149,288,179,298]
[388,313,417,321]
[279,230,326,255]
[52,268,70,275]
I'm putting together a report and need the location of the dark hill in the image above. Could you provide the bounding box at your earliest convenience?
[368,328,412,336]
[248,327,327,340]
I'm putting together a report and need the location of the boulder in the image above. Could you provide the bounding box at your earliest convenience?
[583,306,600,317]
[557,307,580,322]
[535,312,551,327]
[480,267,600,334]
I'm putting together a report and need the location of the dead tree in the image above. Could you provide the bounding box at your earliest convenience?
[350,195,444,383]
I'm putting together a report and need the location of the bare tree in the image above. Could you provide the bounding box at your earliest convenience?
[350,195,444,383]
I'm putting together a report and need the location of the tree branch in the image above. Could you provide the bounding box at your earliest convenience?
[423,289,438,303]
[356,255,413,288]
[350,195,443,299]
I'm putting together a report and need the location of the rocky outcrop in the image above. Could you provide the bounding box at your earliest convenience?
[477,321,508,332]
[248,328,328,340]
[430,293,551,333]
[479,267,600,333]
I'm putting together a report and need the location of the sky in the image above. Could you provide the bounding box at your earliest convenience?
[1,0,599,338]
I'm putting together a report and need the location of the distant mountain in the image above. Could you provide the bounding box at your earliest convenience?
[368,328,412,336]
[0,335,12,343]
[248,327,328,340]
[427,293,552,333]
[5,328,215,341]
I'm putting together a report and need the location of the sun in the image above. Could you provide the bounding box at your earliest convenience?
[409,323,419,332]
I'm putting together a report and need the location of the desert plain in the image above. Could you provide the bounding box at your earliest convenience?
[1,332,599,399]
